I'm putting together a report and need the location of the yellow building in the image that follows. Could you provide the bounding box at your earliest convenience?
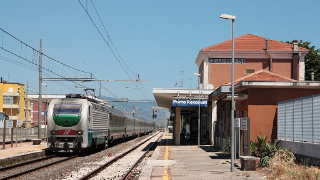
[0,82,31,127]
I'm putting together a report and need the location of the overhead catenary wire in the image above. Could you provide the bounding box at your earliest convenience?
[90,0,136,76]
[1,45,87,89]
[43,48,127,78]
[0,28,107,96]
[0,55,39,72]
[0,28,91,76]
[0,55,82,94]
[0,28,152,115]
[42,48,139,98]
[91,0,151,99]
[77,0,150,100]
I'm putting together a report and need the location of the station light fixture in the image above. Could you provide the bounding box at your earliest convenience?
[220,13,236,172]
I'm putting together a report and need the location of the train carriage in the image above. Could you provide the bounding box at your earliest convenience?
[125,117,135,137]
[107,107,126,141]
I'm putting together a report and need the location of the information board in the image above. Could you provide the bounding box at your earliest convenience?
[234,118,240,128]
[17,120,23,127]
[0,120,13,128]
[240,118,248,131]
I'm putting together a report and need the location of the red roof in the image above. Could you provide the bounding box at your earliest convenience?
[202,34,308,51]
[227,69,296,85]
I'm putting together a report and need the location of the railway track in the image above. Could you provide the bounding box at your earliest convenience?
[121,133,163,180]
[0,155,78,180]
[79,132,162,180]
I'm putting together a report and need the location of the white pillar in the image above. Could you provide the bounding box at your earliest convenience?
[299,55,305,81]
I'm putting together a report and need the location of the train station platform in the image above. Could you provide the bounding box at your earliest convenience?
[140,132,266,180]
[0,141,47,166]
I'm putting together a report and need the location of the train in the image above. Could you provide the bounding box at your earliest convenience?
[47,94,154,153]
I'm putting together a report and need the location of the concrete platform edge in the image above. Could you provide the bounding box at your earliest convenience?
[0,150,45,165]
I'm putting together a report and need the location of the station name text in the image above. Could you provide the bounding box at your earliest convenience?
[209,58,246,64]
[172,99,208,107]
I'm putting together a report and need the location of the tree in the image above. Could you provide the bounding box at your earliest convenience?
[286,40,320,80]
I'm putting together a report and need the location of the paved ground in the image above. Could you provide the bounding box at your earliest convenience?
[0,140,47,164]
[140,133,266,180]
[0,132,267,179]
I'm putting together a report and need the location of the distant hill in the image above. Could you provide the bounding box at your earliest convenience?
[102,96,168,126]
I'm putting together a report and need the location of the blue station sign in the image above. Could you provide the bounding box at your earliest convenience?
[172,99,208,107]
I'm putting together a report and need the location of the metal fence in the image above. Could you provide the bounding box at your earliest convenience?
[1,128,46,142]
[278,94,320,143]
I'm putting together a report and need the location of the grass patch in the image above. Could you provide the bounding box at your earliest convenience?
[266,149,320,180]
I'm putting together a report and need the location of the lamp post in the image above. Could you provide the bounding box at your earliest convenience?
[220,13,236,172]
[193,73,201,148]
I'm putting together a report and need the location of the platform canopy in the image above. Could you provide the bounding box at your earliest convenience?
[153,88,214,109]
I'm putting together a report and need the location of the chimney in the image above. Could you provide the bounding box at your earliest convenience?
[265,38,269,52]
[292,40,299,80]
[266,38,273,72]
[293,40,299,52]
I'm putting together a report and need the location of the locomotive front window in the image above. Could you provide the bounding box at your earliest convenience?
[53,104,82,115]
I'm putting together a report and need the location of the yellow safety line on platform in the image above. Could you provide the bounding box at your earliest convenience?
[163,132,170,180]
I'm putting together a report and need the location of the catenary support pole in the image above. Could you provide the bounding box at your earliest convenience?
[38,39,42,139]
[25,80,29,140]
[3,120,6,149]
[11,99,13,148]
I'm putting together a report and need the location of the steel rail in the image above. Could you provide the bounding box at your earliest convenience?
[121,134,163,180]
[0,155,56,172]
[0,155,78,180]
[79,132,160,180]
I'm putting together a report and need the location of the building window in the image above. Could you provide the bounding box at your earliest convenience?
[245,69,255,75]
[3,96,14,104]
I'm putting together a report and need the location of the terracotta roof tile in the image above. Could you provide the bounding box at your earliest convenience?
[202,34,308,51]
[227,69,297,85]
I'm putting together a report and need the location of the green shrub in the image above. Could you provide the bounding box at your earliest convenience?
[250,134,278,167]
[222,136,231,153]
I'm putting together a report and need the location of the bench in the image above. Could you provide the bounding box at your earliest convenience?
[239,156,260,171]
[31,139,42,145]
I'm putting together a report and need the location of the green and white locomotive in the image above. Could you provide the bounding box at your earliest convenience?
[47,94,154,153]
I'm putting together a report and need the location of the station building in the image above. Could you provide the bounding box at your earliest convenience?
[210,69,320,155]
[154,33,316,148]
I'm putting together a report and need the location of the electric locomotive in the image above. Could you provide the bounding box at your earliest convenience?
[47,94,154,153]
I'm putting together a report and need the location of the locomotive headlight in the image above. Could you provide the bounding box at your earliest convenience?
[75,131,82,135]
[51,131,59,135]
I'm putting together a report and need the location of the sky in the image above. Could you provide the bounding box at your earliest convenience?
[0,0,319,101]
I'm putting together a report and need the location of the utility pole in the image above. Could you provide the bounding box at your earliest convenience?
[38,39,42,139]
[99,81,102,99]
[133,103,135,117]
[25,80,29,140]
